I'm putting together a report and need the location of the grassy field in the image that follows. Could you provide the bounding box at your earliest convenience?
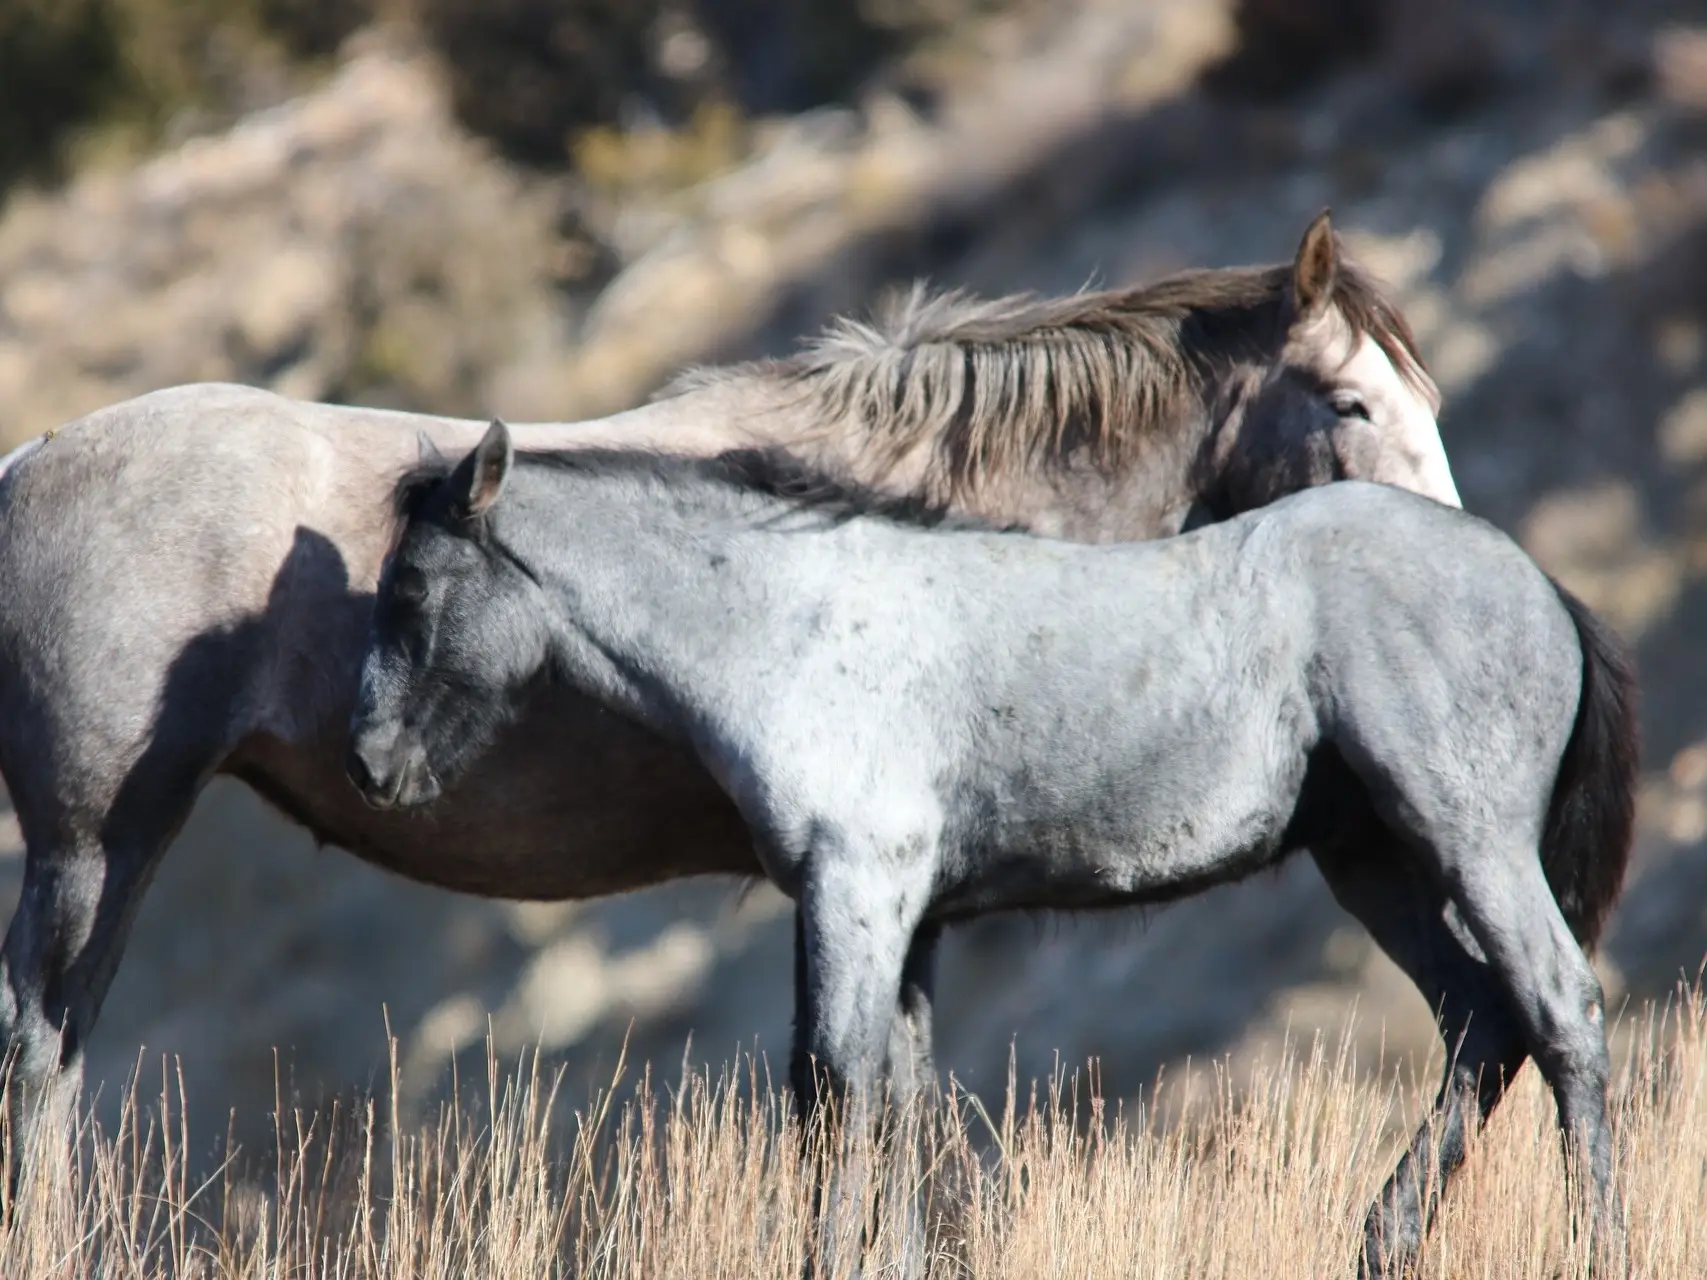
[1,986,1703,1278]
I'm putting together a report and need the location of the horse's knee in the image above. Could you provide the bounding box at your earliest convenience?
[0,932,78,1095]
[0,827,158,1085]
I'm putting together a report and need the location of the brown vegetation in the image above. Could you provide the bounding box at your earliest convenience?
[2,985,1704,1278]
[0,0,1031,193]
[0,0,382,189]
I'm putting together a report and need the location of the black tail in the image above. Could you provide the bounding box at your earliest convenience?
[1541,580,1640,952]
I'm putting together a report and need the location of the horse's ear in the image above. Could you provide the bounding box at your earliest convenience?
[1291,208,1339,321]
[453,419,513,518]
[417,430,446,468]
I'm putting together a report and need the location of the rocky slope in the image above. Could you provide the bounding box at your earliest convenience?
[3,0,1707,1172]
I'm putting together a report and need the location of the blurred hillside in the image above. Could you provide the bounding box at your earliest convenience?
[4,0,1707,1172]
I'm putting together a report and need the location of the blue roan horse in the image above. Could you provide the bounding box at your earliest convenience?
[349,421,1637,1276]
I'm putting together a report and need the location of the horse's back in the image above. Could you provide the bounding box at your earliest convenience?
[816,521,1307,905]
[1249,480,1564,635]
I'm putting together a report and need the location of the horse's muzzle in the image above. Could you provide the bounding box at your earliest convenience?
[346,740,440,810]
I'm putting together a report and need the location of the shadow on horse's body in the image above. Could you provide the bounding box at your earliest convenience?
[0,216,1458,1249]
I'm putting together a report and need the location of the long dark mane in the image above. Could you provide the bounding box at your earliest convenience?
[392,446,1020,534]
[394,244,1434,534]
[663,254,1435,493]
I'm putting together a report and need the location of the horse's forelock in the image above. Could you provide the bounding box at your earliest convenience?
[391,461,453,524]
[1329,263,1440,414]
[388,458,506,555]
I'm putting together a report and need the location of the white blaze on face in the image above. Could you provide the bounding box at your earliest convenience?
[1314,310,1461,510]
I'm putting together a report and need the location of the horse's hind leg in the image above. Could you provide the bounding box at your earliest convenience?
[1436,838,1624,1270]
[1312,843,1529,1278]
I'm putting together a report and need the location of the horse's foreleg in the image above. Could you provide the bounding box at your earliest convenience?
[789,919,940,1280]
[792,919,939,1111]
[792,853,935,1120]
[792,837,935,1279]
[879,923,940,1280]
[885,923,940,1099]
[0,767,200,1221]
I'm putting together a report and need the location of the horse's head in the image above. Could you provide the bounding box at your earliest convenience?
[347,420,544,810]
[1209,210,1459,517]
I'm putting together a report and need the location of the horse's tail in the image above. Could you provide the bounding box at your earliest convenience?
[1539,579,1640,953]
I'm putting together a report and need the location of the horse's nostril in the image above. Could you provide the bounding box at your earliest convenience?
[346,746,374,793]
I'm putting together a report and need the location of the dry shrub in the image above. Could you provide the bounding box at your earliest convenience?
[407,0,974,167]
[0,0,381,193]
[0,0,127,188]
[2,987,1704,1277]
[1200,0,1386,99]
[0,0,1030,196]
[408,0,666,167]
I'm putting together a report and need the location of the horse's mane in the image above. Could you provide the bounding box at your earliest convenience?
[663,256,1435,493]
[393,250,1434,534]
[392,446,1020,535]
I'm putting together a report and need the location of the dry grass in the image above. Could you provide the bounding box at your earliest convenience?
[2,987,1705,1279]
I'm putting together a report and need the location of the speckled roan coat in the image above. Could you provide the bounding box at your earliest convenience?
[0,215,1467,1261]
[354,426,1636,1276]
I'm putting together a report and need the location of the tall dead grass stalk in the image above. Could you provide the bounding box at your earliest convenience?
[2,984,1704,1278]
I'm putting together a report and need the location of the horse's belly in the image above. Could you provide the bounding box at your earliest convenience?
[228,689,759,901]
[938,719,1310,915]
[942,803,1291,916]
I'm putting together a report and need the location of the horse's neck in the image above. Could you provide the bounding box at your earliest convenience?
[510,471,803,739]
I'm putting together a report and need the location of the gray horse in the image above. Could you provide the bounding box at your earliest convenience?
[0,215,1451,1200]
[351,421,1635,1276]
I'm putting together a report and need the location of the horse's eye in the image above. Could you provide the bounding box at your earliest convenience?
[392,567,428,606]
[1330,390,1372,422]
